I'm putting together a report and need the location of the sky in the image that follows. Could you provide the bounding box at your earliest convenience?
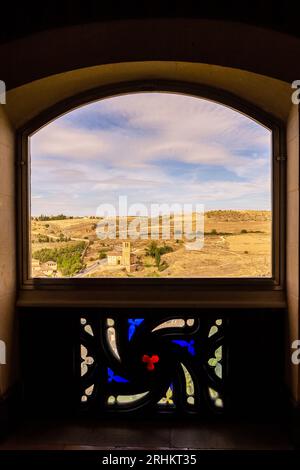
[30,92,272,216]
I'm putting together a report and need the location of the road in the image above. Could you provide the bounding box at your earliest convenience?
[74,258,107,278]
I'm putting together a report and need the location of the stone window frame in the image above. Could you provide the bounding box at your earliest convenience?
[16,79,286,301]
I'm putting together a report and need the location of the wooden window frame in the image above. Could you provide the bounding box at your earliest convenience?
[16,80,286,307]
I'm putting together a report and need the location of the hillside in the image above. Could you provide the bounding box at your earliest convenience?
[31,210,272,278]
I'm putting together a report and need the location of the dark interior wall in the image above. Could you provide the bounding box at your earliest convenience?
[20,308,284,419]
[1,1,300,44]
[1,18,300,92]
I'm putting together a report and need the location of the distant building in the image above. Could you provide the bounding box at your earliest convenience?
[107,252,123,266]
[40,260,58,276]
[44,260,57,270]
[107,242,137,272]
[32,258,58,277]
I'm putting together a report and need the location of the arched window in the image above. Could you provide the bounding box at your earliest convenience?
[22,86,282,285]
[21,84,284,279]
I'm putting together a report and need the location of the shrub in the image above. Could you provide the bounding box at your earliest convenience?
[158,261,168,272]
[99,250,107,259]
[155,250,161,268]
[159,244,173,255]
[145,242,173,269]
[36,214,68,221]
[146,241,173,257]
[37,234,50,243]
[145,241,158,257]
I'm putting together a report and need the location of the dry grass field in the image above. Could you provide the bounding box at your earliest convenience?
[31,210,271,278]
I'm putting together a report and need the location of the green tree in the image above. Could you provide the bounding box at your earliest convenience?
[158,261,168,272]
[33,242,85,276]
[159,244,173,255]
[145,241,158,257]
[155,250,161,268]
[99,251,107,260]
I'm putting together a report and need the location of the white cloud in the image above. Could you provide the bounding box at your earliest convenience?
[31,124,111,159]
[30,93,271,214]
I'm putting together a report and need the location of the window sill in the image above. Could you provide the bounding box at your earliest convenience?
[16,287,286,309]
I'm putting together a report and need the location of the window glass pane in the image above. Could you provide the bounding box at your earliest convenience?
[30,93,272,278]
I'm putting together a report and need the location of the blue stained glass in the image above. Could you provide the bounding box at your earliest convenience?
[107,367,129,383]
[172,339,196,356]
[128,319,144,341]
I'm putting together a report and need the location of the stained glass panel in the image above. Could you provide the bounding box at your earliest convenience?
[79,314,225,414]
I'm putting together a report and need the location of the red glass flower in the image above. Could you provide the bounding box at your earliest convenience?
[142,354,160,371]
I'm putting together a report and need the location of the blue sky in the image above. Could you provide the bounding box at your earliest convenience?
[30,92,271,216]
